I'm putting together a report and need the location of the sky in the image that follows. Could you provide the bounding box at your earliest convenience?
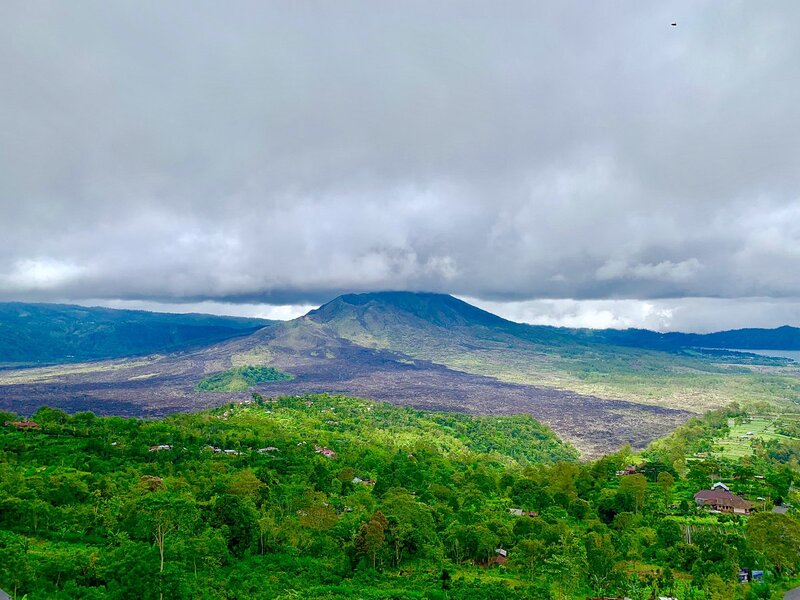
[1,2,799,332]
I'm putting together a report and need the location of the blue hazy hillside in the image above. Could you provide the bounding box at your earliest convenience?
[0,302,271,365]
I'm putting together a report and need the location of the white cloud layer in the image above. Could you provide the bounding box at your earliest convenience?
[465,297,800,333]
[0,259,87,291]
[73,299,314,322]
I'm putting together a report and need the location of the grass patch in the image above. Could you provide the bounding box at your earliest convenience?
[197,365,293,392]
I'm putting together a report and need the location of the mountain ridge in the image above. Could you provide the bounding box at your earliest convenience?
[302,291,800,352]
[2,293,799,369]
[0,301,272,365]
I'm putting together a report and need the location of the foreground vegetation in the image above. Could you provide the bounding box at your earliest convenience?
[2,396,800,598]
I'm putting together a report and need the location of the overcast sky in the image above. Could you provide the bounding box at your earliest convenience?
[1,2,799,332]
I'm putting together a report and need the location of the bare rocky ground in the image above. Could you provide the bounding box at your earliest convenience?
[0,324,691,458]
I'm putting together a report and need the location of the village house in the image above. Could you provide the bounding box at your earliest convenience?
[508,508,539,517]
[148,444,172,452]
[694,482,752,514]
[352,477,376,486]
[257,446,279,453]
[314,445,337,458]
[488,548,508,566]
[738,569,764,583]
[4,420,40,430]
[204,446,237,454]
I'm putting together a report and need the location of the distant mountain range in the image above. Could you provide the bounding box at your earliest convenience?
[588,323,800,352]
[0,302,270,365]
[307,291,800,354]
[1,292,799,457]
[2,293,797,367]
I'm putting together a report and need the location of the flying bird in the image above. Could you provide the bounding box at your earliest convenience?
[671,22,677,26]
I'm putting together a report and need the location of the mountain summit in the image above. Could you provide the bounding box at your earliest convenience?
[306,291,510,329]
[300,291,565,364]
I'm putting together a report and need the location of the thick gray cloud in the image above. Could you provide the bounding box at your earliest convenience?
[1,1,799,328]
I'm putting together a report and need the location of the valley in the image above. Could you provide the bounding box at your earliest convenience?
[2,293,798,458]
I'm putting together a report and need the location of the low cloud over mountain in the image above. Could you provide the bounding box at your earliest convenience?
[2,2,799,330]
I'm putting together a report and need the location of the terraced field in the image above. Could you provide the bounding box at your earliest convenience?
[711,414,800,459]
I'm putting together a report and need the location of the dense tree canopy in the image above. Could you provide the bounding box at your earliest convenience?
[0,398,798,598]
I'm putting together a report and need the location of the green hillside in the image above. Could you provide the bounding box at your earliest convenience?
[2,397,800,598]
[0,302,271,366]
[306,292,800,413]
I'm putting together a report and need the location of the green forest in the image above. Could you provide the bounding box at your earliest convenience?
[2,396,800,599]
[196,366,294,392]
